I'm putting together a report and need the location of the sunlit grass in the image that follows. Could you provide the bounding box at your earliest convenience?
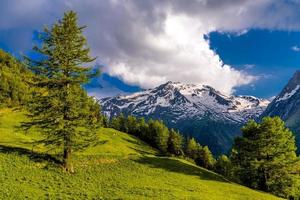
[0,108,282,199]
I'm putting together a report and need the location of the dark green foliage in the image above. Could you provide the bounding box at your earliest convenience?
[215,155,232,178]
[167,129,184,156]
[126,115,139,135]
[109,115,122,130]
[232,117,299,198]
[110,115,170,154]
[109,114,218,171]
[185,138,200,159]
[164,116,241,155]
[138,117,149,140]
[195,146,216,170]
[147,120,169,153]
[101,115,109,128]
[0,50,33,106]
[23,11,101,172]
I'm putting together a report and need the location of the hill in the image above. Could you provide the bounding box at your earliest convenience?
[0,50,34,106]
[100,81,269,155]
[0,108,281,199]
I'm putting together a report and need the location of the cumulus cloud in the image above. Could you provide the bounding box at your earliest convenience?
[1,0,300,94]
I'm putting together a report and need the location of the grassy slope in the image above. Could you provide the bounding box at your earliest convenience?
[0,108,281,199]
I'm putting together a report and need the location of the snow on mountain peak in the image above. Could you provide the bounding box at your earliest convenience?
[100,81,270,124]
[276,85,300,102]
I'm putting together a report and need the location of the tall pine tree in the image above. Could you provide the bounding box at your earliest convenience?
[232,117,299,198]
[23,11,101,172]
[167,129,183,156]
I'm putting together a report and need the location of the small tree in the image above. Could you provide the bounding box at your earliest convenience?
[215,154,232,178]
[23,11,101,172]
[232,117,299,198]
[196,146,216,170]
[185,138,199,159]
[127,115,138,135]
[167,129,183,156]
[110,116,121,130]
[138,117,148,140]
[118,113,128,133]
[148,120,169,153]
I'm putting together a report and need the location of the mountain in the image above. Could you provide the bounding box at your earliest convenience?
[100,81,269,155]
[262,70,300,153]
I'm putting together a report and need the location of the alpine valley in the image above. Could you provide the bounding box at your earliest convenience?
[100,81,270,155]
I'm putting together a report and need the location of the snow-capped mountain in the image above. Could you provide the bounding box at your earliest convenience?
[100,81,269,154]
[262,70,300,153]
[263,71,300,120]
[101,81,269,123]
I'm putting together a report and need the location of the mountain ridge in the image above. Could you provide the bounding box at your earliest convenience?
[262,70,300,153]
[100,81,270,154]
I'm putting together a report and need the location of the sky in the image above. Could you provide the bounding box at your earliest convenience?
[1,0,300,99]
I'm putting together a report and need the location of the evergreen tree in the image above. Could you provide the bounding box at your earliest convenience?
[118,113,129,133]
[127,115,138,135]
[195,146,216,170]
[110,116,121,130]
[232,117,299,198]
[215,154,232,177]
[148,120,169,153]
[185,138,199,159]
[138,117,148,140]
[23,11,101,172]
[167,129,183,156]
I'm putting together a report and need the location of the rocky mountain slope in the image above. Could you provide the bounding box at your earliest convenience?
[262,70,300,153]
[100,82,269,155]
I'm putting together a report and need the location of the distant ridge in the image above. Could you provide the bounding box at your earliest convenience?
[100,81,269,154]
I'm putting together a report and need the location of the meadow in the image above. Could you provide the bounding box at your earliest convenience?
[0,108,282,199]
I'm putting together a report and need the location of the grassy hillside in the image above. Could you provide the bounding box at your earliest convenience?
[0,109,282,199]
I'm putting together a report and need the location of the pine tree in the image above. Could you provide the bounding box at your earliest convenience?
[110,116,121,130]
[23,11,101,172]
[215,154,232,177]
[148,120,169,153]
[127,115,138,135]
[195,146,216,170]
[118,113,129,133]
[232,117,299,198]
[185,138,199,159]
[167,129,183,156]
[138,117,148,140]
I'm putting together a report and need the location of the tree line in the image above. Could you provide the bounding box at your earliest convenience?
[108,114,216,170]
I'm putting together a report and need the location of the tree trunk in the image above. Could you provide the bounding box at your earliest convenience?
[63,146,74,173]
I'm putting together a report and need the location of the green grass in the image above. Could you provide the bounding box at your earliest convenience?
[0,108,282,199]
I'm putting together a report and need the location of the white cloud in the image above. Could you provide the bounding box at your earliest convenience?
[102,14,255,94]
[2,0,300,94]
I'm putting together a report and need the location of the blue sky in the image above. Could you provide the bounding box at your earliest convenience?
[209,30,300,98]
[1,0,300,99]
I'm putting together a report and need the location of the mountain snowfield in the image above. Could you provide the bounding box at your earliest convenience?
[100,81,270,154]
[101,81,269,123]
[101,82,269,122]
